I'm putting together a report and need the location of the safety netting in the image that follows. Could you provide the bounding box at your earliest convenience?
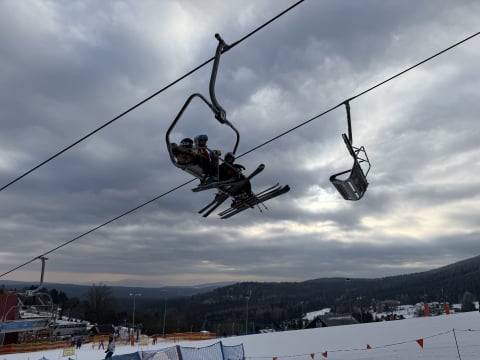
[112,352,142,360]
[140,341,244,360]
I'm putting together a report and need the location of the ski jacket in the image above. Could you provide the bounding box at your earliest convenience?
[107,340,115,353]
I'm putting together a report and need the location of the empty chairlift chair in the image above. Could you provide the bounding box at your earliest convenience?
[330,102,371,200]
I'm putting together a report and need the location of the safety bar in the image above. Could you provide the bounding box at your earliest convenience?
[165,34,241,172]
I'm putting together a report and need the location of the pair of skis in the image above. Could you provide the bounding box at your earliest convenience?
[218,183,290,219]
[196,164,290,218]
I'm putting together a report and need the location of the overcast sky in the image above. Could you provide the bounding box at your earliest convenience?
[0,0,479,288]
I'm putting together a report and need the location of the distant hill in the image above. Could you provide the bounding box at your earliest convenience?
[157,254,480,333]
[0,280,233,300]
[188,254,480,309]
[3,255,480,334]
[3,255,480,306]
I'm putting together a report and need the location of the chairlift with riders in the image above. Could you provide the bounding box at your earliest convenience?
[166,34,290,219]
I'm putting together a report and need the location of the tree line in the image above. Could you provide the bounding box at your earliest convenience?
[6,255,480,335]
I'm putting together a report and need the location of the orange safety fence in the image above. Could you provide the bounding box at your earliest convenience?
[0,340,71,355]
[0,333,216,355]
[163,332,218,342]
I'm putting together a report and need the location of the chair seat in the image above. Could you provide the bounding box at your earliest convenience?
[330,133,370,201]
[330,161,368,200]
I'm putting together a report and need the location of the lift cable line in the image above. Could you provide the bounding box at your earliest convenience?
[1,30,478,279]
[0,178,196,279]
[238,30,480,159]
[0,0,305,194]
[348,30,480,103]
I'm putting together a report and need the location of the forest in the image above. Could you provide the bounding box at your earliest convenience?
[4,255,480,336]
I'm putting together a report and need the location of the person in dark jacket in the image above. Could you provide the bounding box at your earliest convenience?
[104,335,115,359]
[171,137,195,165]
[219,152,252,197]
[194,134,219,181]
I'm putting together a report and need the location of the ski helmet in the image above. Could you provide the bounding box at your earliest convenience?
[225,152,235,162]
[195,134,208,141]
[180,138,193,148]
[194,134,208,146]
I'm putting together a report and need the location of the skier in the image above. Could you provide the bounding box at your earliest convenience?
[194,134,219,181]
[219,152,253,198]
[104,335,115,359]
[171,137,195,165]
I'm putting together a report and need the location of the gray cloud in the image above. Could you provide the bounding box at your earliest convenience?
[1,0,479,287]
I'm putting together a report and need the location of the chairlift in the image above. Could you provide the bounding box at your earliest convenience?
[17,256,54,308]
[164,34,290,218]
[0,257,57,336]
[330,101,371,200]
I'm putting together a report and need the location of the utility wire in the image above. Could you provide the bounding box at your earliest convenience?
[348,30,480,102]
[0,0,305,194]
[240,30,480,158]
[0,178,196,278]
[1,29,478,279]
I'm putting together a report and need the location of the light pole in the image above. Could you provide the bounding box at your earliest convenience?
[245,290,251,335]
[130,293,141,340]
[162,298,167,337]
[300,301,304,328]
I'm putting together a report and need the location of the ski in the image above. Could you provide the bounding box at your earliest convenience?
[218,183,280,214]
[221,184,290,219]
[219,185,290,219]
[191,178,237,192]
[198,194,227,214]
[242,182,280,202]
[201,194,229,218]
[220,183,280,211]
[197,164,266,218]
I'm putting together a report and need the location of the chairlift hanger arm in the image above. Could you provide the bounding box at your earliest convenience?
[28,256,47,294]
[209,33,240,152]
[344,100,353,144]
[210,34,229,124]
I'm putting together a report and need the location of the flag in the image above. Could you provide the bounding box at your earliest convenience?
[424,303,430,317]
[444,303,450,315]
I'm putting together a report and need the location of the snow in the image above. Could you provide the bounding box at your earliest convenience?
[3,311,480,360]
[303,308,331,321]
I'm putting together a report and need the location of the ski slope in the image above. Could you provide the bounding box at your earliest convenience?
[3,311,480,360]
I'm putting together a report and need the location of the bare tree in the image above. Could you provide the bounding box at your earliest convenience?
[84,283,116,323]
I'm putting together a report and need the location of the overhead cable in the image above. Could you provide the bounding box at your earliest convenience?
[0,0,305,194]
[0,178,196,278]
[240,30,480,158]
[1,29,478,279]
